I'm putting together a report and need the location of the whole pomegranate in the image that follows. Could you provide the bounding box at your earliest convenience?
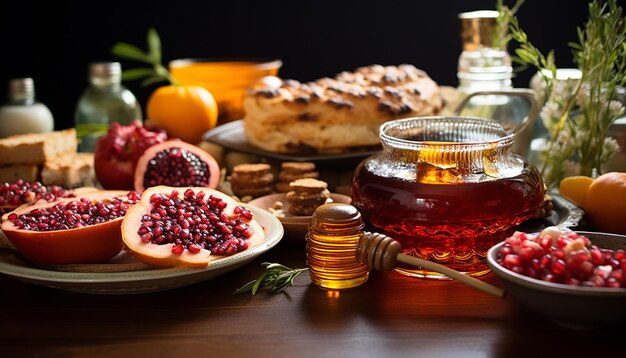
[94,121,168,189]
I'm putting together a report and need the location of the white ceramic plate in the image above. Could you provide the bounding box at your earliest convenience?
[0,206,283,294]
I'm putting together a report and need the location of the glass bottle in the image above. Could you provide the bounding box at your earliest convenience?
[306,203,369,290]
[351,117,545,279]
[74,62,142,152]
[0,78,54,138]
[456,10,534,157]
[457,10,512,93]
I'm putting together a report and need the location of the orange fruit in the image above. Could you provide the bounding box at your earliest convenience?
[584,172,626,235]
[559,176,594,207]
[147,85,218,144]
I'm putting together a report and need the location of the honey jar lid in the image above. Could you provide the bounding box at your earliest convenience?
[310,203,364,233]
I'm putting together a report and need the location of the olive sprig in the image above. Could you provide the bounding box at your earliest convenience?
[111,28,179,86]
[234,262,308,295]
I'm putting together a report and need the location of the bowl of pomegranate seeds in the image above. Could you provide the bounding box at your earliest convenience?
[487,227,626,326]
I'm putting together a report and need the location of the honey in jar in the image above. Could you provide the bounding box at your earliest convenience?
[351,117,544,278]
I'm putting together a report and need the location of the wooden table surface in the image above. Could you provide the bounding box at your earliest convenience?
[0,235,624,358]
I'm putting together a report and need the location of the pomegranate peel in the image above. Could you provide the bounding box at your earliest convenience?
[1,190,139,265]
[133,140,220,193]
[122,186,265,268]
[94,121,168,190]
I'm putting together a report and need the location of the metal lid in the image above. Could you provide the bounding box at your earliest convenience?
[88,62,122,83]
[459,10,499,51]
[8,78,35,101]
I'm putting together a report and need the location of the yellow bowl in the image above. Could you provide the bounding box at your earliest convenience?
[169,58,282,123]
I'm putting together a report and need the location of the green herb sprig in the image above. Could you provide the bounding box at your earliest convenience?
[111,28,178,86]
[499,0,557,94]
[492,0,524,51]
[234,262,308,295]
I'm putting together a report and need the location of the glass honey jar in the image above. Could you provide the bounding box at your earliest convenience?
[351,116,545,279]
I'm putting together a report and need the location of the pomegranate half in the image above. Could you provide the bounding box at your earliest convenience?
[1,190,139,265]
[94,121,168,190]
[122,186,265,268]
[133,141,220,193]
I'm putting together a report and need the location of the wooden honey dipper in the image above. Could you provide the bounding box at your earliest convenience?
[356,232,505,298]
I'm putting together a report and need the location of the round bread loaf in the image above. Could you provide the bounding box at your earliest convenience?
[243,64,443,154]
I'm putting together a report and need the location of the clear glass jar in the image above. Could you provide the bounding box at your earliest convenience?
[350,117,545,279]
[0,78,54,137]
[74,62,142,152]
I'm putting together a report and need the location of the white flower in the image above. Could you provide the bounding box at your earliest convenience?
[608,100,625,118]
[551,80,573,101]
[541,101,561,132]
[550,82,565,99]
[576,86,589,107]
[562,160,581,177]
[574,129,591,144]
[558,128,576,146]
[603,136,620,154]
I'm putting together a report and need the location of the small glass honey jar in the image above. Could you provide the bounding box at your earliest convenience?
[306,203,369,290]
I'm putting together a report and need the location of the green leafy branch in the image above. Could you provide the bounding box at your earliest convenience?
[500,1,557,95]
[572,0,626,175]
[111,28,178,86]
[234,262,308,295]
[492,0,524,51]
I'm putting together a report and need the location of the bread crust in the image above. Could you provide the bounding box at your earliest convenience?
[243,64,443,154]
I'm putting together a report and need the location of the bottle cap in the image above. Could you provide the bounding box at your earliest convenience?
[8,78,35,102]
[88,62,122,83]
[458,10,499,51]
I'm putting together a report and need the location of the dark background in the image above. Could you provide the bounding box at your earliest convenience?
[1,0,595,130]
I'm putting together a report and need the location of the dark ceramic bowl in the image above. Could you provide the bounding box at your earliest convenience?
[487,231,626,327]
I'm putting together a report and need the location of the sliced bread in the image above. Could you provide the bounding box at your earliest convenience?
[0,164,39,183]
[41,152,96,188]
[0,129,77,165]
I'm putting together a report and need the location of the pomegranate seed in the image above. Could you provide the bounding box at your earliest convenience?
[0,180,76,208]
[499,245,513,257]
[565,278,580,286]
[498,229,626,288]
[551,258,567,275]
[591,249,604,265]
[137,190,256,258]
[504,254,521,268]
[188,244,202,253]
[519,247,535,261]
[171,244,184,255]
[8,192,138,232]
